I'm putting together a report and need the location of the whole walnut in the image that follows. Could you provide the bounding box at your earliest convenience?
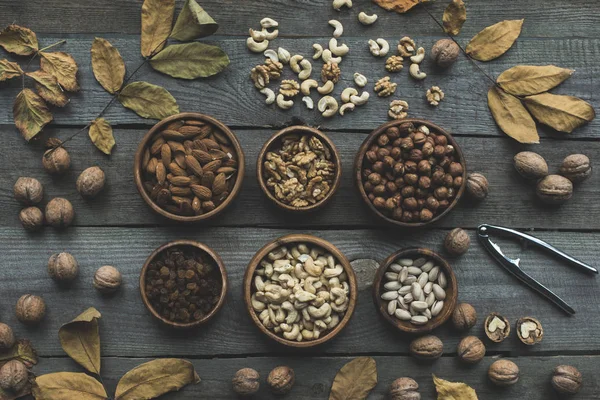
[93,265,122,293]
[0,323,15,351]
[466,173,488,201]
[551,365,582,395]
[267,366,295,394]
[232,368,260,396]
[42,147,71,175]
[48,252,79,282]
[559,154,592,183]
[13,177,44,205]
[19,207,44,232]
[488,359,519,386]
[76,166,106,198]
[536,175,573,205]
[430,39,459,68]
[390,377,420,400]
[457,336,486,364]
[514,151,548,180]
[409,335,443,360]
[444,228,470,256]
[451,303,477,331]
[0,360,28,392]
[45,198,74,228]
[15,294,46,325]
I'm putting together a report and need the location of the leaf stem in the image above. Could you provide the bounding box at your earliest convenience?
[20,40,67,90]
[38,39,67,53]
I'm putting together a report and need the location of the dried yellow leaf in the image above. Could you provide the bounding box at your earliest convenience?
[118,81,179,119]
[58,307,102,374]
[433,375,478,400]
[91,37,126,94]
[488,86,539,144]
[26,70,69,107]
[497,65,574,96]
[13,89,53,141]
[372,0,428,14]
[170,0,218,41]
[443,0,466,36]
[141,0,175,57]
[0,59,23,81]
[466,20,524,61]
[329,357,378,400]
[523,93,595,133]
[89,118,116,155]
[40,51,80,92]
[33,372,108,400]
[150,42,229,79]
[0,24,38,56]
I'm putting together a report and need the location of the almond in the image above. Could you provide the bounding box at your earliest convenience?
[170,186,192,197]
[160,143,171,168]
[201,171,215,188]
[165,121,184,131]
[168,162,187,176]
[202,201,216,212]
[185,155,204,177]
[222,158,238,168]
[192,197,202,214]
[156,188,171,206]
[183,140,194,155]
[201,138,220,150]
[178,125,203,137]
[146,157,158,174]
[212,173,227,195]
[169,176,191,187]
[217,167,237,175]
[174,153,187,169]
[161,129,185,140]
[190,185,212,200]
[167,141,186,153]
[209,149,228,160]
[150,136,165,155]
[192,149,213,165]
[156,163,166,185]
[142,148,151,168]
[192,139,208,152]
[212,130,230,145]
[183,120,206,127]
[203,160,222,173]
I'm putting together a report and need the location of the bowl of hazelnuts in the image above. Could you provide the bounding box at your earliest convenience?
[355,119,466,227]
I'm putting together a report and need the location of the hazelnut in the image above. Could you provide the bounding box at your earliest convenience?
[400,137,414,151]
[368,172,382,185]
[551,365,582,395]
[403,197,418,211]
[373,197,386,209]
[0,323,15,351]
[435,135,448,146]
[386,126,401,139]
[93,265,122,293]
[0,360,28,392]
[430,39,459,68]
[420,208,433,222]
[398,121,414,135]
[448,162,463,177]
[484,313,510,343]
[409,335,443,361]
[378,133,390,146]
[516,317,543,345]
[45,198,74,228]
[418,176,431,190]
[444,228,470,256]
[536,175,573,205]
[514,151,548,180]
[48,252,79,282]
[434,186,449,200]
[425,196,439,212]
[457,336,486,364]
[421,142,434,157]
[559,154,592,183]
[15,294,46,325]
[451,303,477,331]
[267,366,295,394]
[76,166,106,198]
[466,172,488,201]
[13,177,43,205]
[232,368,260,396]
[366,150,378,163]
[409,149,423,163]
[488,359,519,386]
[404,174,418,186]
[42,147,71,175]
[19,207,44,232]
[413,132,426,145]
[389,377,420,400]
[404,161,417,174]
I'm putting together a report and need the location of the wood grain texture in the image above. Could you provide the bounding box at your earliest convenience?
[0,227,598,357]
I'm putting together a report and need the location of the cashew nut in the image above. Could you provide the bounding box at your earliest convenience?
[326,255,335,269]
[317,80,335,95]
[260,18,279,29]
[302,96,314,110]
[260,88,275,105]
[262,27,278,40]
[294,263,309,279]
[301,329,315,340]
[308,303,332,319]
[269,247,287,261]
[338,103,355,116]
[276,94,293,110]
[279,323,292,332]
[274,259,293,273]
[254,276,266,292]
[278,274,295,288]
[315,319,328,330]
[313,44,324,60]
[322,49,342,64]
[264,263,274,278]
[328,20,344,38]
[329,38,349,56]
[289,55,304,73]
[350,91,370,105]
[251,293,266,311]
[332,0,352,10]
[331,299,349,313]
[318,96,339,118]
[410,47,426,64]
[409,63,427,80]
[324,264,344,278]
[296,290,317,302]
[298,244,310,254]
[304,276,319,294]
[327,313,340,329]
[330,287,347,306]
[353,73,368,87]
[303,256,324,276]
[358,12,378,25]
[282,323,300,340]
[377,38,390,56]
[264,49,279,62]
[249,28,267,42]
[247,37,269,53]
[341,87,359,103]
[298,59,313,80]
[277,47,291,64]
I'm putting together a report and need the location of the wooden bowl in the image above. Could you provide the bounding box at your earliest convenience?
[140,240,228,329]
[372,247,458,334]
[354,119,467,228]
[256,126,342,212]
[134,112,245,223]
[244,234,357,347]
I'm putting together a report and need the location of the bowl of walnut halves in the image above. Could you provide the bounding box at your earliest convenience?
[257,126,342,212]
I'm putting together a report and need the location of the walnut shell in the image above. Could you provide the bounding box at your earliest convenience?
[559,154,592,183]
[15,294,46,325]
[45,198,74,228]
[457,336,486,364]
[42,147,71,175]
[409,335,443,360]
[466,173,488,201]
[484,313,510,343]
[516,317,543,345]
[93,266,122,293]
[444,228,470,256]
[76,166,106,198]
[13,177,44,205]
[232,368,260,396]
[267,366,295,394]
[0,323,15,351]
[514,151,548,180]
[430,39,459,68]
[390,377,420,400]
[536,175,573,205]
[19,207,44,232]
[451,303,477,331]
[551,365,582,395]
[488,359,519,386]
[0,360,28,392]
[48,252,79,282]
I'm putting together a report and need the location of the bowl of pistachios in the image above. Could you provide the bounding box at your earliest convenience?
[373,247,458,334]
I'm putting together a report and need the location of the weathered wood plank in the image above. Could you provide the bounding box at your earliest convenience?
[0,35,597,137]
[2,128,599,229]
[1,227,598,357]
[30,355,600,399]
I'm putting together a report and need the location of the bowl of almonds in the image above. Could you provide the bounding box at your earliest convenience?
[373,247,458,334]
[355,119,466,227]
[134,112,245,222]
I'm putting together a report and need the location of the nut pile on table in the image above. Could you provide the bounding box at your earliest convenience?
[250,243,350,342]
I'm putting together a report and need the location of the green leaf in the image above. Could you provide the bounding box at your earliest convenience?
[141,0,175,57]
[58,307,102,374]
[26,70,69,107]
[170,0,218,41]
[0,59,23,81]
[523,92,596,133]
[33,372,108,400]
[13,88,53,141]
[496,65,574,96]
[150,42,229,79]
[0,24,38,56]
[91,37,126,94]
[118,81,179,119]
[89,118,116,155]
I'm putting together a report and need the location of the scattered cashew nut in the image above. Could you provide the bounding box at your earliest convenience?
[262,27,279,40]
[410,47,426,64]
[317,80,335,95]
[318,96,339,118]
[350,91,370,105]
[260,18,279,29]
[322,49,342,64]
[353,73,367,87]
[301,79,319,95]
[264,49,279,62]
[298,59,313,80]
[260,88,275,105]
[328,20,344,38]
[278,47,291,64]
[409,63,427,80]
[276,94,294,110]
[341,87,358,103]
[339,103,355,116]
[332,0,353,11]
[247,37,269,53]
[290,55,304,73]
[329,38,349,56]
[358,12,378,25]
[368,38,389,57]
[249,28,267,42]
[313,44,324,60]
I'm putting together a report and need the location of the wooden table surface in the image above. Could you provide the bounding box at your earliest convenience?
[1,0,599,398]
